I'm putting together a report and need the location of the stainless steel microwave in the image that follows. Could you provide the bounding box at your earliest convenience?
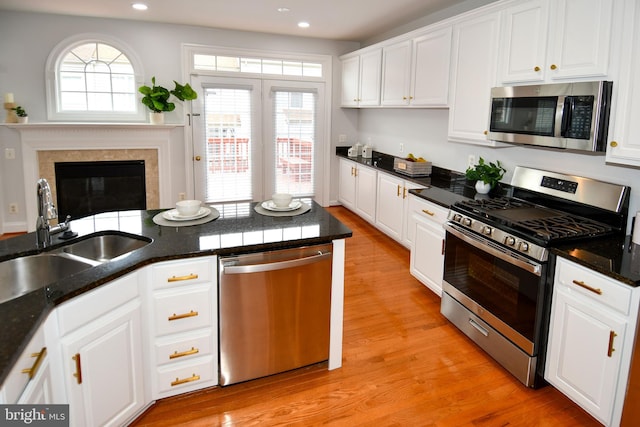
[488,81,613,152]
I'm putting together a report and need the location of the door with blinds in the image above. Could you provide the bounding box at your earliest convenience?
[191,76,324,203]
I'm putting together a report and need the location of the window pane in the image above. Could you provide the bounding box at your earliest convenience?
[240,58,261,73]
[59,72,86,91]
[217,56,240,72]
[113,93,137,111]
[194,54,217,71]
[86,71,112,92]
[111,75,135,93]
[263,60,282,75]
[283,61,303,76]
[303,62,323,77]
[97,44,121,63]
[60,53,86,72]
[60,92,87,110]
[110,62,134,74]
[87,92,113,110]
[71,43,98,62]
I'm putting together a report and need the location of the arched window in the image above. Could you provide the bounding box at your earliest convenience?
[46,35,144,121]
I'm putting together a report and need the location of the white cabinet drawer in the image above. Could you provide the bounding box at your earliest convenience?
[153,285,213,335]
[151,257,213,290]
[154,329,214,366]
[555,257,631,315]
[409,195,448,226]
[156,355,216,395]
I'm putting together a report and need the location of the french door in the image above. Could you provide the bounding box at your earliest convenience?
[191,76,324,203]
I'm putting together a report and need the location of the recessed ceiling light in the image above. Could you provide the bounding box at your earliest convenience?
[298,21,310,28]
[132,3,148,11]
[277,7,290,13]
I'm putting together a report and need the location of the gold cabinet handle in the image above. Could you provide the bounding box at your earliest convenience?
[170,347,200,360]
[21,347,47,379]
[550,64,558,70]
[403,187,407,199]
[483,130,488,135]
[171,373,201,387]
[194,156,202,161]
[168,310,199,321]
[610,141,618,148]
[397,184,402,197]
[572,280,603,295]
[403,96,407,100]
[422,209,435,216]
[72,353,82,384]
[167,273,199,283]
[534,66,541,72]
[608,331,618,357]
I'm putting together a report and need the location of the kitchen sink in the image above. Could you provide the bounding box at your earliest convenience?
[0,253,94,304]
[60,233,151,262]
[0,232,152,304]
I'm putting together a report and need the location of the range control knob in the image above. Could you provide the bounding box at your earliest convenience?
[505,236,516,246]
[518,241,530,252]
[482,226,492,236]
[453,214,462,222]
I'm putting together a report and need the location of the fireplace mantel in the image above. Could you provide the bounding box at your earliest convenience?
[15,124,176,231]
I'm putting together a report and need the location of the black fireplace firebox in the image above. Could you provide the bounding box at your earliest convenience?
[55,160,147,219]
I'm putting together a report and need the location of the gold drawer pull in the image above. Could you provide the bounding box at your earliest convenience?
[572,280,603,295]
[72,353,82,384]
[403,187,407,199]
[397,185,402,197]
[169,310,199,321]
[608,331,618,357]
[422,209,435,216]
[167,273,199,282]
[171,373,200,386]
[21,347,47,379]
[170,347,200,359]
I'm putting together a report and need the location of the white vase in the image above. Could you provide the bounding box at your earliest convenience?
[17,116,28,124]
[149,112,164,125]
[475,181,492,194]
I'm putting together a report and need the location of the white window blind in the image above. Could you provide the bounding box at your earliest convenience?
[272,88,317,197]
[203,86,254,203]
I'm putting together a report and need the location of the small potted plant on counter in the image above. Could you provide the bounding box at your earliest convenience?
[138,77,197,124]
[12,106,28,123]
[465,157,506,194]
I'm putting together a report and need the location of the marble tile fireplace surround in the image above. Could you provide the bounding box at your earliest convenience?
[17,124,174,232]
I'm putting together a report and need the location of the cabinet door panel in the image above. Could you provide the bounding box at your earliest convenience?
[375,174,404,240]
[410,218,444,296]
[341,56,360,107]
[411,27,452,106]
[358,49,382,106]
[381,40,412,106]
[355,166,377,223]
[338,159,357,209]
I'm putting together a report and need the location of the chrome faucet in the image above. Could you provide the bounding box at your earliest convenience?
[36,178,70,248]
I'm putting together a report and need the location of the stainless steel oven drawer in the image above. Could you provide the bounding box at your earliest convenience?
[441,292,537,387]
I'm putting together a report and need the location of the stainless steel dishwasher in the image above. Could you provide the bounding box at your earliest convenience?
[218,243,333,386]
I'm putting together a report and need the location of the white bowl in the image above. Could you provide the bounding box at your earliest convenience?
[271,193,292,208]
[176,199,201,216]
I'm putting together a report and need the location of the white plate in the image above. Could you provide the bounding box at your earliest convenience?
[162,207,211,221]
[261,200,302,212]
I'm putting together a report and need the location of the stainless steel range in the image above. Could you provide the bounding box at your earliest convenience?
[441,166,630,388]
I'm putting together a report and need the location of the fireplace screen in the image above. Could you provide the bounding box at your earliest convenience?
[55,160,146,219]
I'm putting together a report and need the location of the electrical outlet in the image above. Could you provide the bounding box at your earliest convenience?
[178,192,186,201]
[338,134,347,143]
[9,203,18,214]
[5,148,15,160]
[467,154,476,168]
[399,143,404,153]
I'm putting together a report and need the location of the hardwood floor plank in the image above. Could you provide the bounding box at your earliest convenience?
[131,206,600,427]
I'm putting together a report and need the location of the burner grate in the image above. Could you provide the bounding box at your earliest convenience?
[516,215,611,241]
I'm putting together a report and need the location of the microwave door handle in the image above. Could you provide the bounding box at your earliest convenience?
[560,97,573,137]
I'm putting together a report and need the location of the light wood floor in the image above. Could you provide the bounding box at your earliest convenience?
[131,206,600,426]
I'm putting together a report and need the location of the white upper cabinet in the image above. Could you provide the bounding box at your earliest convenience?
[607,0,640,167]
[499,0,616,84]
[380,25,452,107]
[448,10,506,145]
[341,48,382,107]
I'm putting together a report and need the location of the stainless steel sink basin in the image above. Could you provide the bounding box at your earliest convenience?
[60,233,151,262]
[0,253,94,304]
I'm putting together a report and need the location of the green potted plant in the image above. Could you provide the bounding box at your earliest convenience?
[465,157,506,194]
[138,77,197,124]
[12,106,28,123]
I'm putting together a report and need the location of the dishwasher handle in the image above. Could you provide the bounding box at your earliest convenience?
[222,251,332,275]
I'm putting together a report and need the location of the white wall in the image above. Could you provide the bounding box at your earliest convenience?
[358,108,640,234]
[0,11,359,232]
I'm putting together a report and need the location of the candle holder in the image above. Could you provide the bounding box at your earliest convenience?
[4,102,17,123]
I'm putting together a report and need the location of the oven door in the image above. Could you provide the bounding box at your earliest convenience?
[442,223,545,356]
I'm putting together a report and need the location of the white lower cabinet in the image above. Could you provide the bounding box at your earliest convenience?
[375,172,421,246]
[546,257,640,426]
[146,256,218,399]
[408,194,448,296]
[56,272,145,427]
[338,157,377,223]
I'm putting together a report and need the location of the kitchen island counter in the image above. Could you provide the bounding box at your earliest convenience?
[0,201,352,386]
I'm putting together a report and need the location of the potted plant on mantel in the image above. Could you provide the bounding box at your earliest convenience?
[12,106,28,124]
[465,157,506,194]
[138,77,197,124]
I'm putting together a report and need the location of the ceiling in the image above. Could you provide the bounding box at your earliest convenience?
[0,0,472,42]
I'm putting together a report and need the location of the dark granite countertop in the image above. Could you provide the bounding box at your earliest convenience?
[336,146,640,288]
[0,201,352,386]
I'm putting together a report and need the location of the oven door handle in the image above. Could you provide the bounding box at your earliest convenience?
[445,223,542,276]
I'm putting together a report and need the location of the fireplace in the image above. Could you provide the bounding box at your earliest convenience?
[55,160,147,219]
